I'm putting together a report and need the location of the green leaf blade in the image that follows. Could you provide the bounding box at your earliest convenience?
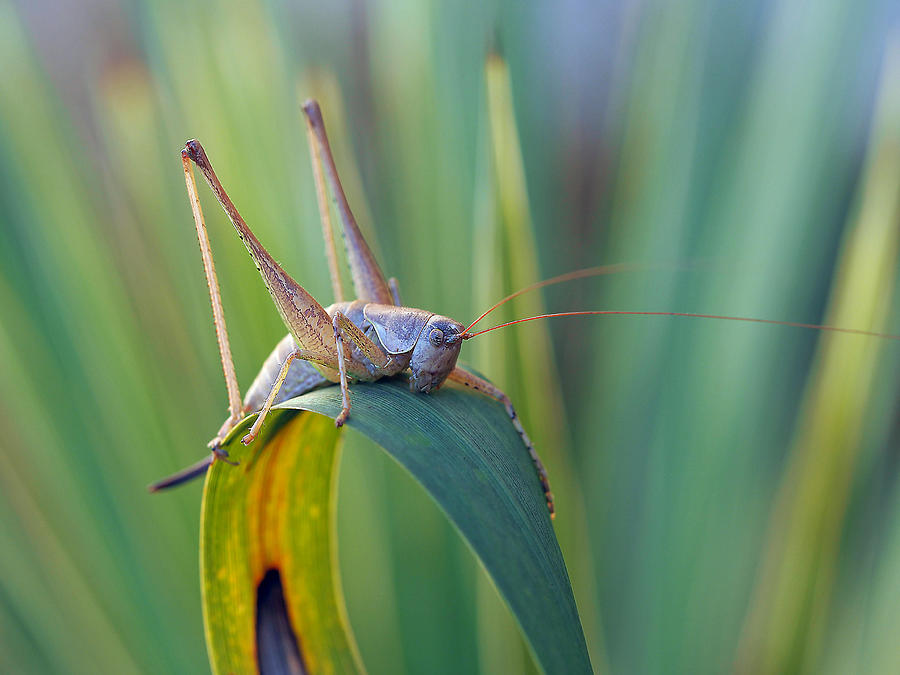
[275,379,591,675]
[202,377,589,674]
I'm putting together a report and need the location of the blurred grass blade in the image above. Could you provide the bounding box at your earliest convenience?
[205,378,592,674]
[479,50,605,673]
[736,41,900,674]
[483,51,569,443]
[202,412,363,674]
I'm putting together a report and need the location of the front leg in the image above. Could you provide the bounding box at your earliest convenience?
[331,313,353,427]
[446,367,555,518]
[331,310,394,427]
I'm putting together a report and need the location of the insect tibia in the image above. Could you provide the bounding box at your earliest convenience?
[301,99,324,125]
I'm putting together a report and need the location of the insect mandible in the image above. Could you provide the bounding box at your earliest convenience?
[150,99,898,518]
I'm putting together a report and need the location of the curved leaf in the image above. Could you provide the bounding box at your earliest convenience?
[202,377,591,674]
[201,412,364,674]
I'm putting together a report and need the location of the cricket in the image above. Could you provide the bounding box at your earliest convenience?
[150,99,898,518]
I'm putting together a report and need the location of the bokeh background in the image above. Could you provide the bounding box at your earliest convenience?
[2,0,900,673]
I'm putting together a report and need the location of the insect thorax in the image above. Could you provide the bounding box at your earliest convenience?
[326,300,412,379]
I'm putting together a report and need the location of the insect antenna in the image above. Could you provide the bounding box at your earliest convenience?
[462,311,900,340]
[463,262,675,335]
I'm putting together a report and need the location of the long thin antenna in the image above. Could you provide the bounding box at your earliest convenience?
[464,262,659,334]
[462,310,900,340]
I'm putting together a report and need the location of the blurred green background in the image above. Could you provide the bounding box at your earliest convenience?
[2,0,900,673]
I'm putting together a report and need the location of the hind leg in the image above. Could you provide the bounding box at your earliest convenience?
[446,367,554,518]
[182,149,245,462]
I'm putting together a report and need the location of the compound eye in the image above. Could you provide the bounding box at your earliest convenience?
[428,328,444,346]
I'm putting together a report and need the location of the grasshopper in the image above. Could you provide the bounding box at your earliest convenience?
[151,100,897,518]
[150,100,561,513]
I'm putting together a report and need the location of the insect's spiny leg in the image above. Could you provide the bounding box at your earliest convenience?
[331,312,352,427]
[446,367,555,518]
[240,366,289,446]
[240,348,321,445]
[305,109,345,303]
[302,100,394,305]
[503,400,554,517]
[181,150,243,422]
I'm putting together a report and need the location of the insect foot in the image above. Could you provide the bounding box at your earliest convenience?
[334,409,350,427]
